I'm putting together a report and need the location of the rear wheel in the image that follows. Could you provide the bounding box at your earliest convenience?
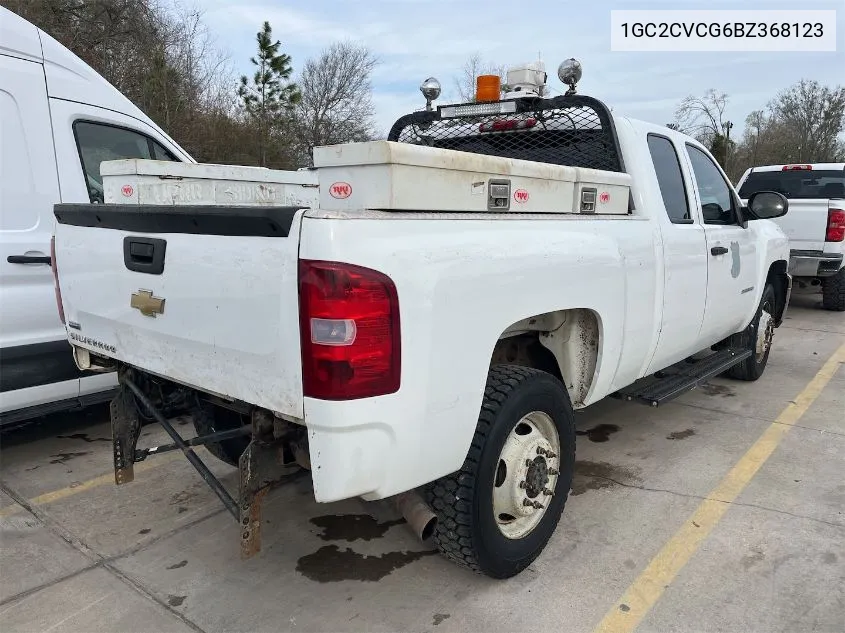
[821,268,845,312]
[726,283,776,381]
[193,405,250,467]
[425,365,576,579]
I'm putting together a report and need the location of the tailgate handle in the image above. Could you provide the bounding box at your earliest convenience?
[124,237,166,275]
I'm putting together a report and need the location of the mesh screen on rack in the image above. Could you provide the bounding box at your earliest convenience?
[387,95,624,173]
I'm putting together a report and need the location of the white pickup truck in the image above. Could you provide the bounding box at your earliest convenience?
[736,163,845,311]
[52,61,793,578]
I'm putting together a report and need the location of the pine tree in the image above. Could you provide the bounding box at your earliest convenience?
[237,21,300,167]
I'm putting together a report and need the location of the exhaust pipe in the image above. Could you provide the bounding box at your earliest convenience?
[393,490,438,542]
[291,439,436,542]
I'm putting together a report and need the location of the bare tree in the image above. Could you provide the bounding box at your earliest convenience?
[293,41,378,166]
[768,79,845,162]
[672,89,730,145]
[454,53,506,102]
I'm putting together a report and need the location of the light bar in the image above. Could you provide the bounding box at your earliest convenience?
[440,101,517,119]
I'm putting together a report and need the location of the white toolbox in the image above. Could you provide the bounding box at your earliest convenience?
[313,140,631,214]
[102,159,319,207]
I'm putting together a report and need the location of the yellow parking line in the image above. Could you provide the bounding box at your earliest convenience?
[593,341,845,633]
[0,453,179,519]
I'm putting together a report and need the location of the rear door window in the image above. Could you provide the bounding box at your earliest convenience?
[647,134,691,223]
[73,121,178,203]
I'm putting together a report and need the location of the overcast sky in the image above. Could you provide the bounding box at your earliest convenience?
[193,0,845,138]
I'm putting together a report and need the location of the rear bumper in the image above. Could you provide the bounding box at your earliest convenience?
[788,250,843,278]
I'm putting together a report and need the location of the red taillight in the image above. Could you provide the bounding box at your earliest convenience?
[782,164,812,171]
[827,209,845,242]
[298,260,400,400]
[50,235,65,324]
[479,117,537,133]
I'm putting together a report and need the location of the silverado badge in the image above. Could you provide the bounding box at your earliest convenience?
[130,289,165,317]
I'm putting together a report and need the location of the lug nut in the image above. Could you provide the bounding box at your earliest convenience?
[536,447,547,456]
[519,481,527,489]
[548,468,559,476]
[523,498,534,507]
[546,451,557,459]
[532,501,544,509]
[543,487,554,496]
[525,459,533,467]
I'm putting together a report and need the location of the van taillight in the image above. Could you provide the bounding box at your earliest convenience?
[50,236,65,324]
[827,209,845,242]
[298,260,400,400]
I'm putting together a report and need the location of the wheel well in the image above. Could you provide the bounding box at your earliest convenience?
[767,260,789,325]
[490,309,599,407]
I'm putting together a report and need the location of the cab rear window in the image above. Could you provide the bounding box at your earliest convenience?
[738,170,845,200]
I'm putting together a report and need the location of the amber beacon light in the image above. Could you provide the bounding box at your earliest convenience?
[475,75,501,102]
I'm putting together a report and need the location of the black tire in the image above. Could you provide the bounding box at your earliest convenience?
[193,405,250,467]
[726,283,777,381]
[424,365,576,579]
[821,268,845,312]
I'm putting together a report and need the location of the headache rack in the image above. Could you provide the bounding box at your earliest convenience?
[387,94,625,174]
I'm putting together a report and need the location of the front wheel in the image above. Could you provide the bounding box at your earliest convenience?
[726,282,777,381]
[425,365,576,579]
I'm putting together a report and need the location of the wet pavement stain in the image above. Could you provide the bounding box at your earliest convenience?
[167,560,188,570]
[699,383,736,397]
[56,433,110,443]
[741,550,765,570]
[433,614,451,626]
[576,424,620,443]
[48,451,89,464]
[296,545,437,582]
[667,429,696,441]
[310,514,406,542]
[138,528,151,534]
[570,460,640,496]
[821,552,837,565]
[167,595,186,607]
[170,489,199,506]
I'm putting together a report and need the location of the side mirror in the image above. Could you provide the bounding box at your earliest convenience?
[747,191,788,220]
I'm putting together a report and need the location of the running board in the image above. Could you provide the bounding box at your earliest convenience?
[612,347,751,407]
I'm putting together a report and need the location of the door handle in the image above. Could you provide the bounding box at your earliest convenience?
[710,246,729,256]
[7,254,52,265]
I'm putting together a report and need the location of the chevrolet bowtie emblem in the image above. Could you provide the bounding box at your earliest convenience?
[130,290,165,317]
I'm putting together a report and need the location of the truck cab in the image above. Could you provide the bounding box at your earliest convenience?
[0,6,192,426]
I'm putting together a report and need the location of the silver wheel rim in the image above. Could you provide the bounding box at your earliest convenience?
[755,302,774,363]
[492,411,561,540]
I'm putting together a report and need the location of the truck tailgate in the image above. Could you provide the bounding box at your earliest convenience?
[53,204,305,418]
[769,199,831,252]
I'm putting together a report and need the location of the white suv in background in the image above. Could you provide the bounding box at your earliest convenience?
[0,7,191,426]
[736,163,845,311]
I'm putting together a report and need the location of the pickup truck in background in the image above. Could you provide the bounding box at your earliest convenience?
[52,60,792,578]
[737,163,845,311]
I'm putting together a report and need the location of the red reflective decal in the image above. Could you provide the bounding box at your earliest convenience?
[514,189,529,203]
[599,192,610,204]
[329,182,352,199]
[121,184,134,197]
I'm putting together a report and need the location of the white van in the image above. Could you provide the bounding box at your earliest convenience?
[0,7,192,426]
